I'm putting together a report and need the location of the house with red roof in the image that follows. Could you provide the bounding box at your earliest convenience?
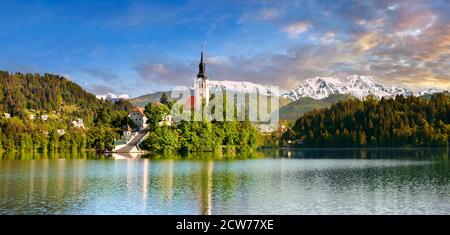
[128,107,147,131]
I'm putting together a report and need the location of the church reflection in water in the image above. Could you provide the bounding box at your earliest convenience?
[199,160,214,215]
[121,157,216,215]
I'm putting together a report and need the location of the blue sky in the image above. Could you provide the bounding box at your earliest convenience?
[0,0,449,97]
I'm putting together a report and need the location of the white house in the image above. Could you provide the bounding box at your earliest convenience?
[41,115,49,121]
[72,118,85,128]
[3,113,10,119]
[128,107,147,131]
[122,124,133,140]
[159,114,173,126]
[255,123,277,133]
[57,129,65,136]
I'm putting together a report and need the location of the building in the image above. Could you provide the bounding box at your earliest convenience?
[122,124,133,140]
[193,50,209,110]
[3,113,10,119]
[159,114,172,126]
[128,107,147,131]
[182,50,210,112]
[72,118,85,128]
[41,115,49,121]
[255,123,277,133]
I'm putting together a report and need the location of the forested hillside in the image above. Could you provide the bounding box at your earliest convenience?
[279,94,353,120]
[286,94,450,147]
[0,71,133,153]
[0,71,102,116]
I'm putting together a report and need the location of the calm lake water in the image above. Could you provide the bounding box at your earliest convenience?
[1,149,449,215]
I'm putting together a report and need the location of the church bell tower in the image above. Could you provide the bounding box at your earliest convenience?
[194,49,209,110]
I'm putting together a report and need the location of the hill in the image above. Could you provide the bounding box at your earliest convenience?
[286,93,450,147]
[0,71,133,115]
[279,94,353,121]
[130,91,171,107]
[1,71,95,115]
[0,70,133,153]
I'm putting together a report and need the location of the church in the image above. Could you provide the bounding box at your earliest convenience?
[187,50,210,110]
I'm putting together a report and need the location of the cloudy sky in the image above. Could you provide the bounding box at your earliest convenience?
[0,0,449,97]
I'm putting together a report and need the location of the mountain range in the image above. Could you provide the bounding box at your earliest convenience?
[128,75,444,121]
[281,75,415,100]
[201,75,440,101]
[208,75,443,101]
[95,93,131,101]
[126,75,441,104]
[208,80,282,96]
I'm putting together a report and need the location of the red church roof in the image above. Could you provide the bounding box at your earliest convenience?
[131,107,145,114]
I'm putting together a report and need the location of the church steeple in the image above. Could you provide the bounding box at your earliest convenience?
[197,49,207,80]
[194,46,210,111]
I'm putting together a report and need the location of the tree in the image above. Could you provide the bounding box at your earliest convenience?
[288,93,450,147]
[359,131,367,146]
[93,104,112,127]
[160,93,169,105]
[144,102,170,131]
[140,126,179,153]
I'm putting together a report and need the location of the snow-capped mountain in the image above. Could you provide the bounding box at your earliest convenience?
[96,93,131,100]
[208,80,283,96]
[193,76,440,101]
[415,88,442,96]
[281,75,413,100]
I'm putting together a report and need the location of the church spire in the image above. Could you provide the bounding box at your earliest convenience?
[197,47,207,80]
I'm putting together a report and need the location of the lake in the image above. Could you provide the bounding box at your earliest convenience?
[1,149,449,214]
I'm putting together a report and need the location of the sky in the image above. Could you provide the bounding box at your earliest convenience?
[0,0,449,97]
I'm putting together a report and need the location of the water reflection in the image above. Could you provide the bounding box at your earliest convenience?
[278,148,450,161]
[1,151,97,160]
[0,149,449,214]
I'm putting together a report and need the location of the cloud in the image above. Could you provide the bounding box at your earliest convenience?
[356,17,386,31]
[283,21,312,38]
[257,8,280,20]
[388,4,399,11]
[409,20,450,62]
[391,75,450,91]
[148,64,168,75]
[81,68,119,81]
[392,6,435,34]
[87,84,118,95]
[130,0,450,94]
[356,32,383,52]
[102,2,176,28]
[206,56,231,66]
[320,32,337,45]
[134,60,195,88]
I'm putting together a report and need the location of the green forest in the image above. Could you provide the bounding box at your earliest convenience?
[139,94,262,154]
[0,71,133,153]
[285,94,450,147]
